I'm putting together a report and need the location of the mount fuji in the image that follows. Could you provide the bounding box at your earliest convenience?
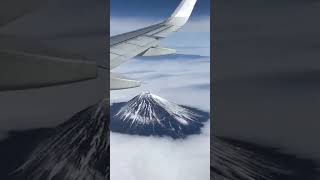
[110,92,209,138]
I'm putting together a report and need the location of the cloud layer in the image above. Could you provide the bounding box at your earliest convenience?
[111,123,210,180]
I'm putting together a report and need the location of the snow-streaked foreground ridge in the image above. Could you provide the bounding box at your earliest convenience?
[110,92,209,138]
[211,136,319,180]
[13,99,110,180]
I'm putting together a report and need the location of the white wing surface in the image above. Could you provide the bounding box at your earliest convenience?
[110,0,197,90]
[0,0,107,91]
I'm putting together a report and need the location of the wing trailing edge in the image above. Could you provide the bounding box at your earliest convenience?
[110,73,141,90]
[0,50,97,91]
[140,47,176,56]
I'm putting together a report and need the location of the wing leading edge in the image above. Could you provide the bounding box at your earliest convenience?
[110,0,197,90]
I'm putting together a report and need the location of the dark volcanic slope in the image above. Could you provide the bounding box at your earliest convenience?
[110,92,209,138]
[0,99,109,180]
[211,136,319,180]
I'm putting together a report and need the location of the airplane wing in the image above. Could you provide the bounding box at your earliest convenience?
[110,0,197,90]
[0,0,107,91]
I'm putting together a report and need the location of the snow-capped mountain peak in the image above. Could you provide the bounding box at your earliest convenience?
[111,92,209,138]
[115,92,199,127]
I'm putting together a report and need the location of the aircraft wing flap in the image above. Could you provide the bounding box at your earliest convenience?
[145,25,172,36]
[0,50,97,91]
[111,43,142,55]
[110,40,159,69]
[126,36,156,47]
[110,53,127,69]
[110,73,141,90]
[141,47,176,56]
[152,26,180,38]
[110,53,119,59]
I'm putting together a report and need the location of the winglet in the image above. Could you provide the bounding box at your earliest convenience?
[171,0,197,18]
[167,0,197,26]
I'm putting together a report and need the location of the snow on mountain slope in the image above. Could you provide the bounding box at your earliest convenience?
[13,99,110,180]
[110,92,209,138]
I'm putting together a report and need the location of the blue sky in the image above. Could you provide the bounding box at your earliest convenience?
[110,0,210,18]
[110,0,210,47]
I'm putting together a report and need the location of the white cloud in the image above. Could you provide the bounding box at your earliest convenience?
[110,54,210,111]
[110,122,210,180]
